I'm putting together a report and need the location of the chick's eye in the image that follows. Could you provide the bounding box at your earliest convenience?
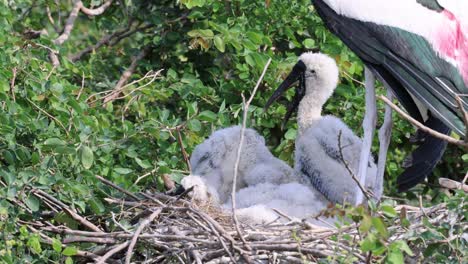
[310,69,316,74]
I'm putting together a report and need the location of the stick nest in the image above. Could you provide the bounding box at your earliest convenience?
[21,178,465,264]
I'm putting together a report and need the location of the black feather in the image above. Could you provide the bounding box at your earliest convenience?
[397,113,451,191]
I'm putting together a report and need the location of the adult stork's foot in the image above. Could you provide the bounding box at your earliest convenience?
[356,67,377,205]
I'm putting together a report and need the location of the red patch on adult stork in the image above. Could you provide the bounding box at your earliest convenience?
[435,10,468,86]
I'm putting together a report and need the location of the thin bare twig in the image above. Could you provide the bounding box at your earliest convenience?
[26,98,69,136]
[337,130,372,202]
[379,95,468,148]
[231,58,272,252]
[95,175,140,201]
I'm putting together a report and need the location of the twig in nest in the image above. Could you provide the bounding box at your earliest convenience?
[95,175,140,201]
[125,208,161,264]
[378,95,468,148]
[231,58,272,252]
[95,241,130,264]
[337,130,372,202]
[103,45,152,104]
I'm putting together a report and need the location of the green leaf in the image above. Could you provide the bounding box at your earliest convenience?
[62,246,78,256]
[359,215,372,233]
[246,31,263,44]
[393,241,414,256]
[187,29,213,38]
[65,257,73,264]
[303,38,315,49]
[27,235,42,254]
[114,167,133,175]
[360,233,377,252]
[462,154,468,161]
[25,195,40,212]
[372,217,388,238]
[89,198,106,214]
[198,110,218,122]
[43,138,66,146]
[213,36,225,52]
[0,170,16,185]
[188,119,202,132]
[81,146,94,169]
[284,128,297,140]
[2,150,15,165]
[52,238,62,253]
[381,205,397,218]
[387,248,404,264]
[135,158,152,169]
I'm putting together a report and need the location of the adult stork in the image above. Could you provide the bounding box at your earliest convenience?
[310,0,468,201]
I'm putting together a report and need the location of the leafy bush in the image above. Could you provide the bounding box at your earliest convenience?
[0,0,466,262]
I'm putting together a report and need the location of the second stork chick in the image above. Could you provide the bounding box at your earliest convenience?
[265,52,381,205]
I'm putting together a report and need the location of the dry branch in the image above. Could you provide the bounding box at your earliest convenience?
[54,0,83,45]
[80,0,113,16]
[378,95,468,148]
[103,45,152,104]
[54,0,113,45]
[125,208,162,264]
[439,177,468,192]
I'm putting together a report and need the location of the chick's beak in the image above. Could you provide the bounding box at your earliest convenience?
[264,60,306,129]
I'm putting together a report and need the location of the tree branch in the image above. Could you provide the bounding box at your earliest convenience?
[54,0,113,45]
[54,0,83,45]
[378,95,468,148]
[80,0,113,16]
[103,45,151,104]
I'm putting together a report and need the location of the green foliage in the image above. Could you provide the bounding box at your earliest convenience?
[0,0,466,262]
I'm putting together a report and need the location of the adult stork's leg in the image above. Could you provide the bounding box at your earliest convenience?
[356,67,377,205]
[374,90,393,201]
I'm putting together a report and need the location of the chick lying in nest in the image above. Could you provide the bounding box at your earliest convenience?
[179,126,339,227]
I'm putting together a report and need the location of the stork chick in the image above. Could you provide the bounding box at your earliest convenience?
[265,52,381,205]
[181,125,297,204]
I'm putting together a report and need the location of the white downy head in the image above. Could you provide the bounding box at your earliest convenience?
[297,52,339,133]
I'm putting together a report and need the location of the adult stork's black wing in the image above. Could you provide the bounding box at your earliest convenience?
[312,0,467,191]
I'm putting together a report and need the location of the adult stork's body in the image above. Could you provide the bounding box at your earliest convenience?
[311,0,468,199]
